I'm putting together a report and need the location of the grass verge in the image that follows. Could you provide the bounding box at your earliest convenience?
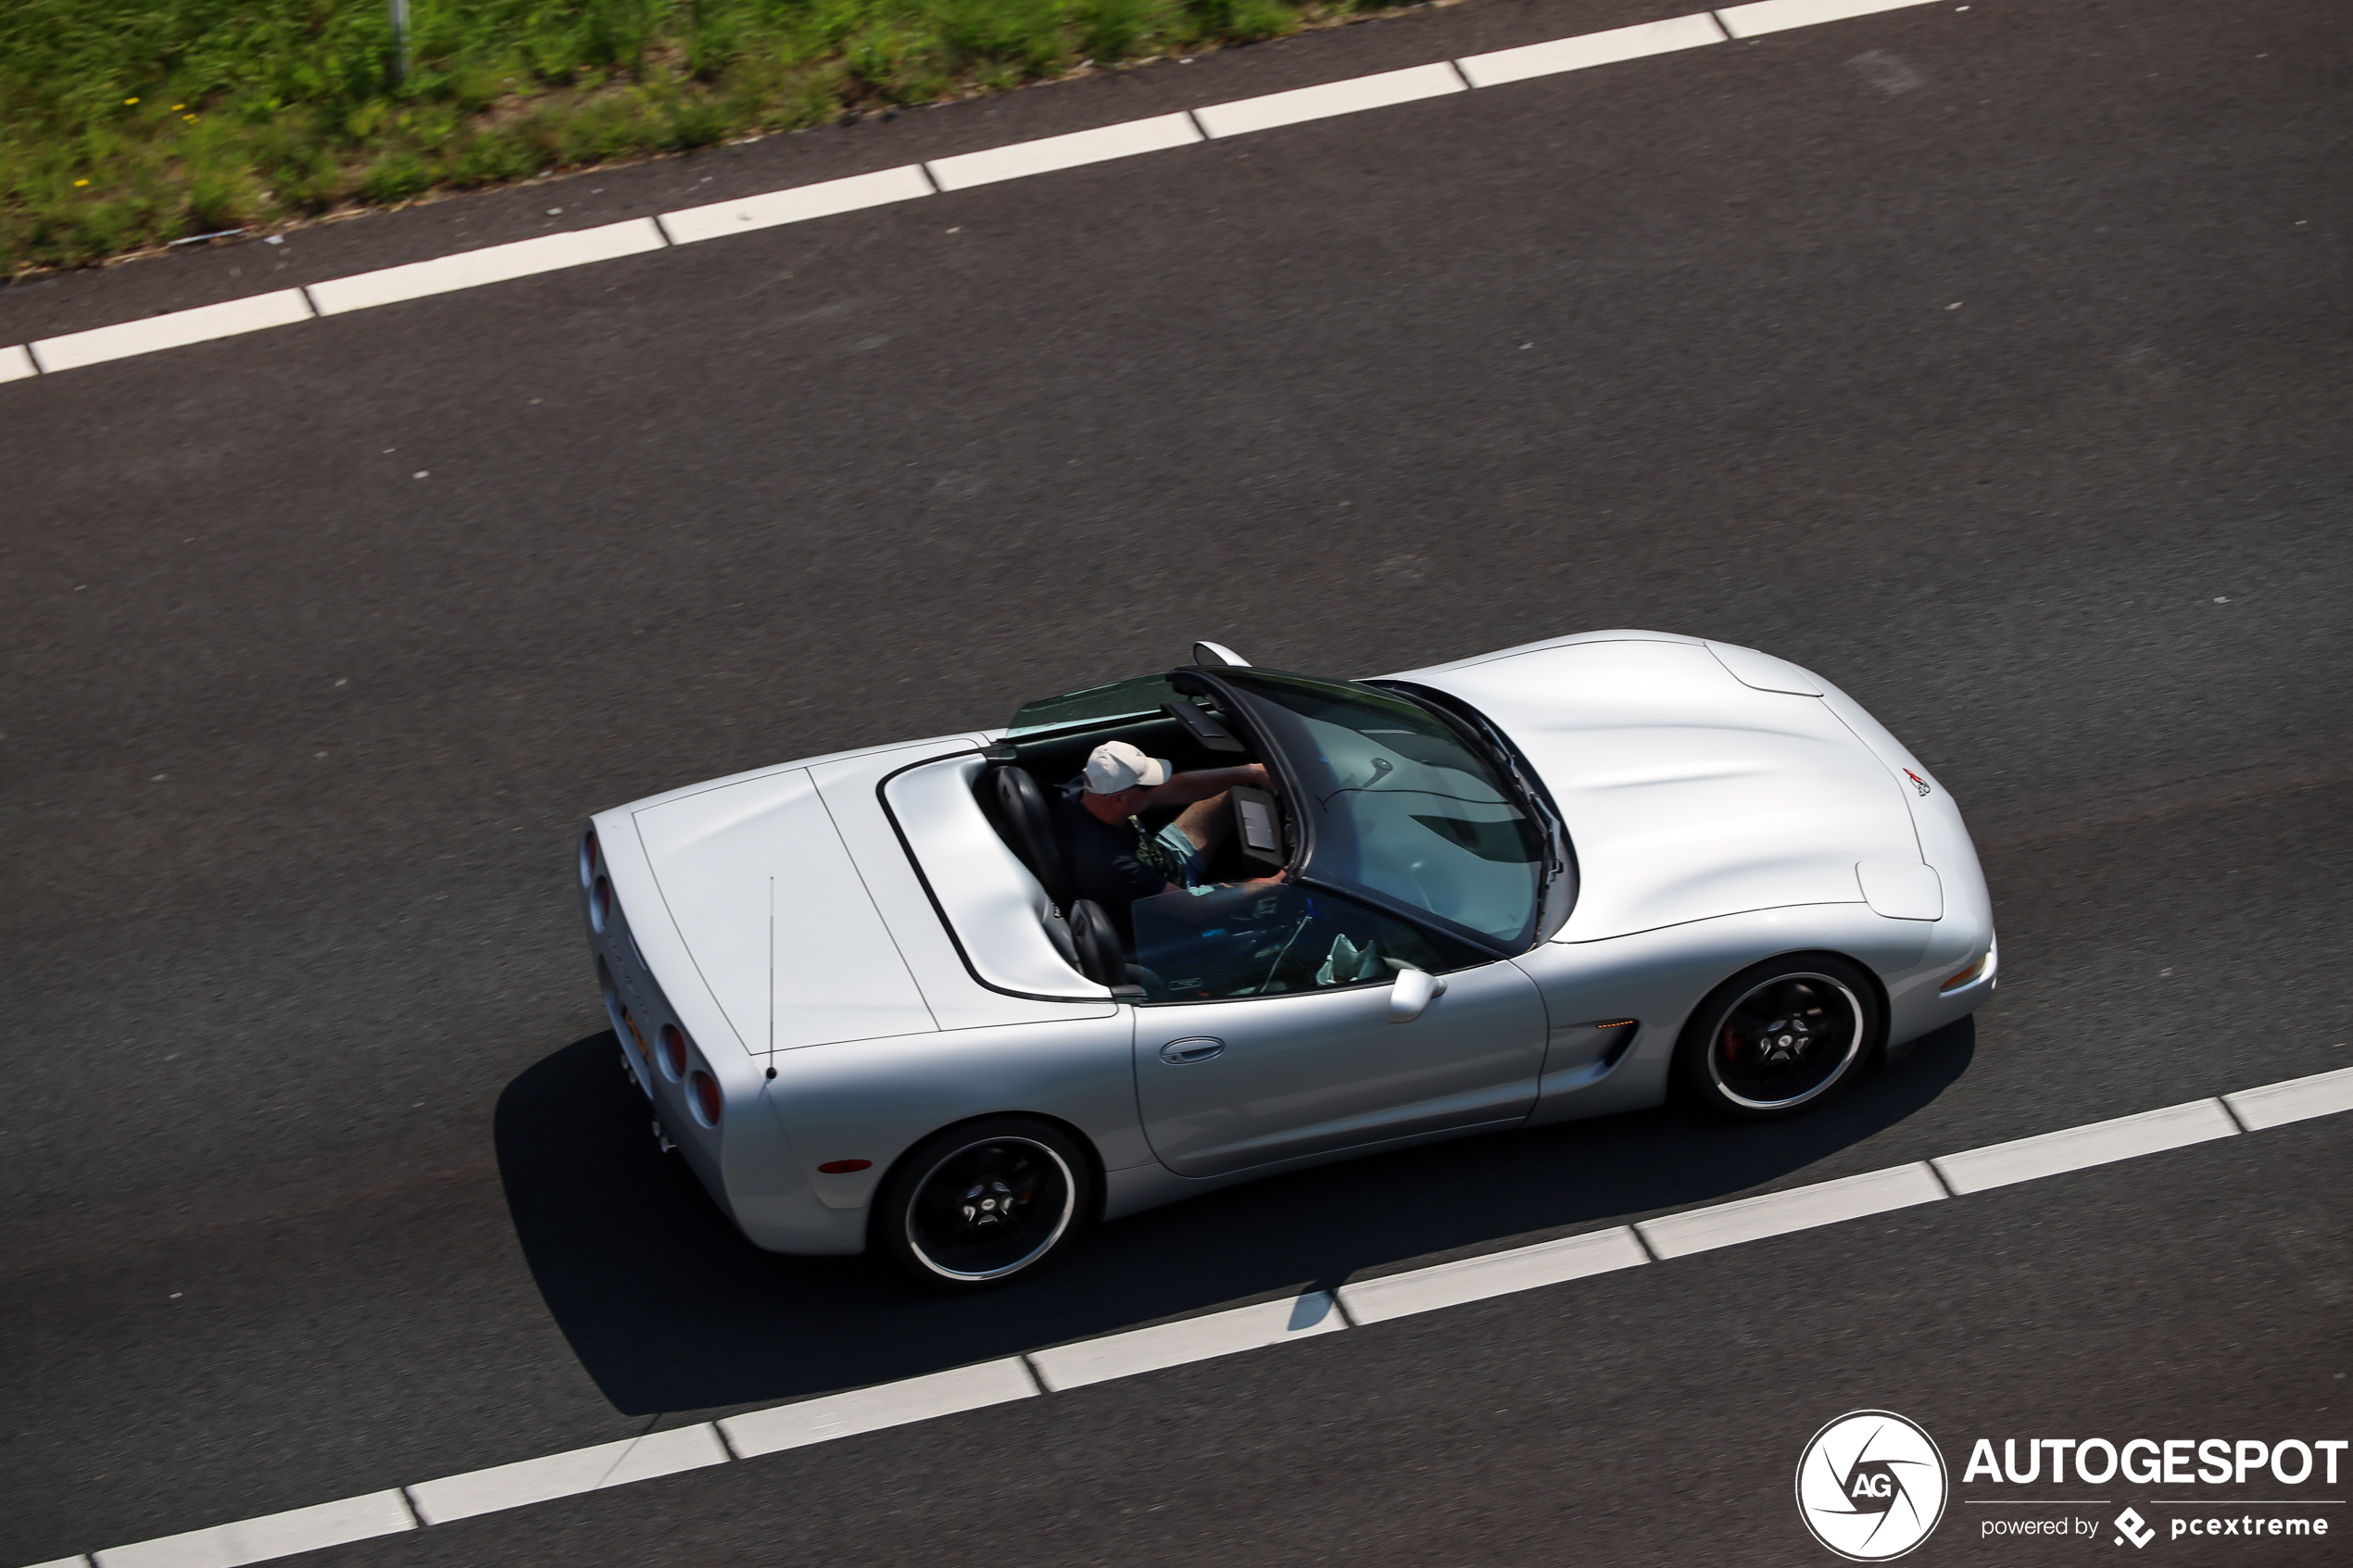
[2,0,1403,278]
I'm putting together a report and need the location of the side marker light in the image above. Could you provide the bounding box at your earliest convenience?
[816,1159,873,1174]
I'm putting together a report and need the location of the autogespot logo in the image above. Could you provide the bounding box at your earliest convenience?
[1797,1411,1951,1562]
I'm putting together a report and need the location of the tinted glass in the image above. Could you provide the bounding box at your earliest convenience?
[1006,674,1179,738]
[1129,882,1447,1002]
[1229,671,1541,947]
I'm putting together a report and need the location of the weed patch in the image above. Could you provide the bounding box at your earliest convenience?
[1,0,1391,275]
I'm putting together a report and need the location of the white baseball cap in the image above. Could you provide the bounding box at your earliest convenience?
[1083,740,1172,795]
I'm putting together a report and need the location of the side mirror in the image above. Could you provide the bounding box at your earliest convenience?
[1388,966,1447,1022]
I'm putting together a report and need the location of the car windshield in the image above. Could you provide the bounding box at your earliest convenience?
[1225,671,1543,948]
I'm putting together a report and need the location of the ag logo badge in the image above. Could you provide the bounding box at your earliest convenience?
[1795,1410,1948,1561]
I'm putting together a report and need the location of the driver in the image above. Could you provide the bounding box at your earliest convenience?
[1051,741,1283,924]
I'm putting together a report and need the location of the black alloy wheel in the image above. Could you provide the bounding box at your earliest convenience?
[1675,955,1881,1118]
[875,1116,1093,1289]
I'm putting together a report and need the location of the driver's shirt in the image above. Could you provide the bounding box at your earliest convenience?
[1051,780,1178,922]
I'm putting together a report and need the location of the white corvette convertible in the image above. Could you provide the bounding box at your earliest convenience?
[581,632,1994,1288]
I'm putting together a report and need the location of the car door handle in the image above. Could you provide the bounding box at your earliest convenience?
[1159,1036,1226,1064]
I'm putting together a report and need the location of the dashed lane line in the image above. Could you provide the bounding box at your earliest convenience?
[1026,1288,1348,1391]
[6,0,1961,383]
[716,1357,1040,1458]
[304,218,670,316]
[1930,1098,2241,1196]
[1453,11,1728,89]
[27,290,316,375]
[31,1060,2353,1568]
[925,110,1206,191]
[1192,60,1467,140]
[658,165,937,245]
[1716,0,1948,38]
[1633,1160,1946,1260]
[404,1425,730,1526]
[87,1493,416,1568]
[1338,1224,1649,1324]
[2227,1065,2353,1131]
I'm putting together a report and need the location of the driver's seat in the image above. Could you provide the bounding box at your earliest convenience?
[988,765,1076,910]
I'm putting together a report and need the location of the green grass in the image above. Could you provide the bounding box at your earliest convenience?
[1,0,1383,276]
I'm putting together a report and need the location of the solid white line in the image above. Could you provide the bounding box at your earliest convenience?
[1338,1226,1648,1324]
[404,1424,729,1525]
[1193,61,1466,140]
[91,1491,415,1568]
[30,291,316,374]
[716,1357,1038,1458]
[33,1060,2353,1568]
[925,113,1203,192]
[1456,12,1729,90]
[1,0,1969,384]
[2223,1062,2353,1132]
[660,165,936,245]
[1028,1290,1345,1391]
[1715,0,1938,41]
[1931,1098,2238,1196]
[1637,1161,1945,1260]
[21,1558,94,1567]
[306,219,668,315]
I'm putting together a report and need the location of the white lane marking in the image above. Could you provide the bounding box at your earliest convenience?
[1456,12,1729,89]
[40,1061,2353,1568]
[1338,1225,1648,1324]
[660,165,935,245]
[404,1424,729,1525]
[924,112,1203,191]
[91,1491,414,1568]
[1637,1161,1946,1259]
[0,0,1969,383]
[1931,1098,2238,1195]
[2224,1062,2353,1131]
[30,291,316,374]
[1028,1289,1345,1391]
[717,1356,1038,1458]
[21,1558,93,1567]
[1193,61,1466,140]
[1715,0,1937,40]
[305,219,668,315]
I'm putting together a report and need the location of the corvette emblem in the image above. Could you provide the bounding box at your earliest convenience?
[1903,769,1931,797]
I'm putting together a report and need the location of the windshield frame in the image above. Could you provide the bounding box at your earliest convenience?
[1183,667,1567,958]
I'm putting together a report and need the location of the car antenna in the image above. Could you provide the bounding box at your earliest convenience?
[768,876,776,1055]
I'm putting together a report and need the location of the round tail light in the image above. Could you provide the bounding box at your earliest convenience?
[590,875,612,933]
[579,829,599,889]
[687,1071,723,1127]
[658,1024,688,1080]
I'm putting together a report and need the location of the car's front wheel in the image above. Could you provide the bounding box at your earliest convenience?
[875,1116,1093,1290]
[1675,955,1881,1118]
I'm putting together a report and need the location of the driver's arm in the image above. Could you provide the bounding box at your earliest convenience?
[1142,763,1269,808]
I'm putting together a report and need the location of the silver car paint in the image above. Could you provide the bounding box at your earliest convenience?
[1132,957,1550,1176]
[580,633,1996,1257]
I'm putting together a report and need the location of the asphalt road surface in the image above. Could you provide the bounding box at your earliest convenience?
[4,0,2348,1562]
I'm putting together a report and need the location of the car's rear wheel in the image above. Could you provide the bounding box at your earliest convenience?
[1676,955,1881,1118]
[875,1116,1093,1290]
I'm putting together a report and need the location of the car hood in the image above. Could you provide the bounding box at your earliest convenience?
[1387,634,1922,942]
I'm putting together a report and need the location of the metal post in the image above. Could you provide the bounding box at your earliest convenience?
[389,0,410,82]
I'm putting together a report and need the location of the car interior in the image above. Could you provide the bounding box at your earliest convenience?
[975,656,1453,1004]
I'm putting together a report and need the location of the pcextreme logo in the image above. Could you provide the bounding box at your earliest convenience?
[1797,1410,1951,1561]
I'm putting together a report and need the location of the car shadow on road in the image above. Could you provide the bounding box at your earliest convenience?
[496,1019,1974,1416]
